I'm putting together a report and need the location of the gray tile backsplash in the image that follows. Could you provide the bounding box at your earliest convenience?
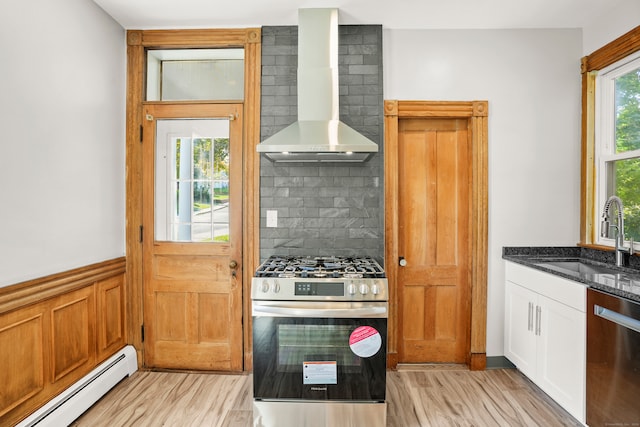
[259,25,384,263]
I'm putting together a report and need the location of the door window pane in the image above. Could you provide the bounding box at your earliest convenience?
[155,119,230,242]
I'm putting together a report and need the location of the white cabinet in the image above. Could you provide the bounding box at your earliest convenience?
[504,261,585,424]
[504,281,537,377]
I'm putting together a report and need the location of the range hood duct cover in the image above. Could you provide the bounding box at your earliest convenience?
[257,8,378,163]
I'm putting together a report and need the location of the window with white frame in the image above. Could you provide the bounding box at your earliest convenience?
[595,52,640,245]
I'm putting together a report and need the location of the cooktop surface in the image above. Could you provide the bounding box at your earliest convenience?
[255,255,385,279]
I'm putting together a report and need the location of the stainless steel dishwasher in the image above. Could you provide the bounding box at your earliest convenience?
[587,288,640,426]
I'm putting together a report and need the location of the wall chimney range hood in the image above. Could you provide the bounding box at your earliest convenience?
[256,8,379,162]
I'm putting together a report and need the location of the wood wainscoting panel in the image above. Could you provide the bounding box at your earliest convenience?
[51,286,95,383]
[97,275,125,362]
[0,257,125,427]
[0,305,46,418]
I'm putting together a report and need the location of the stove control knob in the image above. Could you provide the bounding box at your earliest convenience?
[260,280,270,293]
[371,284,380,295]
[271,281,280,293]
[359,284,370,295]
[347,284,357,295]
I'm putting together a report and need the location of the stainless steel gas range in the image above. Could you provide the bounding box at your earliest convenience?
[251,256,388,427]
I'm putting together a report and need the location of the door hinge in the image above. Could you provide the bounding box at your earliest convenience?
[139,125,143,142]
[139,225,143,243]
[141,325,145,342]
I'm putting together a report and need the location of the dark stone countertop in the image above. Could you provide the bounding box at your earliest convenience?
[502,246,640,303]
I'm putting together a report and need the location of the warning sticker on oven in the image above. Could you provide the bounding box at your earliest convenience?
[349,326,382,358]
[303,361,337,385]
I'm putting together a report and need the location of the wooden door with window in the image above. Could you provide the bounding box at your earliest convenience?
[142,103,243,371]
[396,117,471,363]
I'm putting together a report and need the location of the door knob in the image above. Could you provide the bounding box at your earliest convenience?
[229,260,238,269]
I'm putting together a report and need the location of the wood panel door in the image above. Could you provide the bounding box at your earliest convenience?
[142,103,243,371]
[397,117,471,363]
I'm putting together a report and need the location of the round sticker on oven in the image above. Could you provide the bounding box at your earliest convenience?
[349,326,382,358]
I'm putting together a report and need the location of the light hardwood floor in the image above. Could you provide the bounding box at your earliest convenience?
[72,366,582,427]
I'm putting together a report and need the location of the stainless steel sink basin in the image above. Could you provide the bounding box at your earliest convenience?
[519,257,640,296]
[534,260,620,276]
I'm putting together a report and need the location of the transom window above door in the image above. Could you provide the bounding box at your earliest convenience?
[146,49,244,101]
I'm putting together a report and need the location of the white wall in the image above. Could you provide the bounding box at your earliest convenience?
[582,0,640,56]
[0,0,126,287]
[383,29,583,356]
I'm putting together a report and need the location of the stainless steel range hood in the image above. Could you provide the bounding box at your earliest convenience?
[257,8,378,163]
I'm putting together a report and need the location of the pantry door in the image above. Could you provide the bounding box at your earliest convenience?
[396,116,473,364]
[386,101,488,369]
[142,103,243,371]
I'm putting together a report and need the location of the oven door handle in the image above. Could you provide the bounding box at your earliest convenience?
[252,305,387,318]
[594,304,640,334]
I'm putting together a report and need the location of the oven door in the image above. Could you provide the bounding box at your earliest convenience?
[252,301,387,402]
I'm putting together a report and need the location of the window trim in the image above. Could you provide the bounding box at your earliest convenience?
[580,25,640,248]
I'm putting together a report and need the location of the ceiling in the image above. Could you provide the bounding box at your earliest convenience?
[92,0,626,30]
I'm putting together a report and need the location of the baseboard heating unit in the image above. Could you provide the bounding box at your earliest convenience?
[17,345,138,427]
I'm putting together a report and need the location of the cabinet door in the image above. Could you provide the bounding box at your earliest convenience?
[504,281,537,378]
[536,294,585,422]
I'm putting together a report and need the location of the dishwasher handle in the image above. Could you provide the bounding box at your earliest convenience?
[594,304,640,334]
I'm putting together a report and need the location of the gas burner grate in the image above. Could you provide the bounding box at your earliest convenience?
[255,255,385,278]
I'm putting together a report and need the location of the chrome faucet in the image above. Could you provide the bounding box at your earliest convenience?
[601,195,634,267]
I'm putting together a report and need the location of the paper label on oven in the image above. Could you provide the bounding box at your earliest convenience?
[349,326,382,358]
[303,361,337,385]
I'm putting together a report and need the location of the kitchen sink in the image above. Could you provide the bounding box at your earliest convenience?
[528,258,640,295]
[534,260,621,276]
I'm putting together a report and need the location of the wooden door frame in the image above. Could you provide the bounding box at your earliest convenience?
[384,100,488,370]
[125,29,261,370]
